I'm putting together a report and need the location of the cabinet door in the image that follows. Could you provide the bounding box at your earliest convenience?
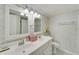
[43,41,52,55]
[30,40,52,55]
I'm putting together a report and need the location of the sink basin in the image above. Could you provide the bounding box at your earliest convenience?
[0,47,10,53]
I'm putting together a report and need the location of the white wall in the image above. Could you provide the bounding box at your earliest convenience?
[49,12,78,54]
[77,14,79,53]
[0,5,5,43]
[42,16,48,33]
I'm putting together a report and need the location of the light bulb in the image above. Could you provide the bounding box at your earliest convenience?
[20,13,24,16]
[37,14,41,18]
[24,9,29,13]
[30,11,34,14]
[34,12,37,16]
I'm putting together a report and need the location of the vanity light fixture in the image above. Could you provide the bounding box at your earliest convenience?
[24,9,29,13]
[20,13,24,16]
[30,11,34,14]
[37,14,41,18]
[34,12,38,16]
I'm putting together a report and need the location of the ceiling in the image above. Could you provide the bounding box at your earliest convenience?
[27,4,79,17]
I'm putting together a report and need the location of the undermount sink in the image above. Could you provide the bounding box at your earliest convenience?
[0,47,10,53]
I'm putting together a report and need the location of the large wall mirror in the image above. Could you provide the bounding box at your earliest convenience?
[9,9,28,35]
[34,17,42,32]
[5,5,42,41]
[5,5,29,41]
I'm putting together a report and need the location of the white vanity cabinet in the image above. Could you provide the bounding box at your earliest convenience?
[0,36,52,55]
[30,39,52,55]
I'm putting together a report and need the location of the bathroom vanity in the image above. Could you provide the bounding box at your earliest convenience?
[0,5,52,55]
[0,36,52,55]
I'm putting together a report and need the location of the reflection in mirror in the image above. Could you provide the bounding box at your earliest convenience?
[20,16,28,34]
[34,18,41,32]
[9,9,28,35]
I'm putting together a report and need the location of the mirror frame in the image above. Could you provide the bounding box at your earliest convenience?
[5,5,43,42]
[33,13,43,34]
[34,17,42,33]
[5,5,29,41]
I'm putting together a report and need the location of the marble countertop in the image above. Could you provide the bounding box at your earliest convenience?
[0,36,52,55]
